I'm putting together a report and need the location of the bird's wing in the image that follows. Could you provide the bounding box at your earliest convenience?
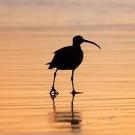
[51,46,74,66]
[53,46,69,54]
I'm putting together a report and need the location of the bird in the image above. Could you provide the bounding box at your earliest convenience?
[47,35,101,95]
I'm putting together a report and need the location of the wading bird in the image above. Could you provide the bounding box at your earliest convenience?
[47,35,101,95]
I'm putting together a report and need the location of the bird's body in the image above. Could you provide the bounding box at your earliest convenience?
[48,45,83,70]
[48,35,101,95]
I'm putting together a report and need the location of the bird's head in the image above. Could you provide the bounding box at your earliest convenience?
[73,35,101,49]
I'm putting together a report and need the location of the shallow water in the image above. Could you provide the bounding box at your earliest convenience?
[0,1,135,135]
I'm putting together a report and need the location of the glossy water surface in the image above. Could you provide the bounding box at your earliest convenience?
[0,1,135,135]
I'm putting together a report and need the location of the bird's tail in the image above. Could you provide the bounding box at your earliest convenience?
[46,62,51,65]
[46,62,53,69]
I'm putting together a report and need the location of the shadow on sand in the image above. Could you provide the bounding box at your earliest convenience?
[49,91,82,132]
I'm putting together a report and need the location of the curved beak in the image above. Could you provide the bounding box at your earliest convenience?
[84,39,101,49]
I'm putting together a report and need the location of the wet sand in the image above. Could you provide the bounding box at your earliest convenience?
[0,1,135,135]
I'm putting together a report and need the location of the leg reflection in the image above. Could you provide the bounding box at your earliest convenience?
[49,92,82,132]
[50,91,58,110]
[70,93,82,131]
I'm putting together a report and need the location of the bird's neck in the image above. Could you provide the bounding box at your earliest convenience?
[73,43,81,49]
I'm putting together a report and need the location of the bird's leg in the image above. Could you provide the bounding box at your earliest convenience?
[71,70,76,94]
[53,69,58,88]
[71,70,83,95]
[50,69,59,95]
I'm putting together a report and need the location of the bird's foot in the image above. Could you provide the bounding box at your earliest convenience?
[70,89,83,95]
[50,87,59,96]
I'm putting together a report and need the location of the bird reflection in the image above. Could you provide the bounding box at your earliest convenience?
[50,92,82,132]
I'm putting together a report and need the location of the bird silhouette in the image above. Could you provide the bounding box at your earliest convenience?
[47,35,101,94]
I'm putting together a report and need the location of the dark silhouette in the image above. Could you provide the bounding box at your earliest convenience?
[47,35,101,94]
[50,92,82,132]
